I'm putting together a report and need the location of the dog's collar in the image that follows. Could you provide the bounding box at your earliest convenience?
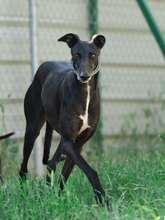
[70,58,101,77]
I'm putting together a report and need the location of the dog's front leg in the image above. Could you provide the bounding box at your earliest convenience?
[62,140,109,208]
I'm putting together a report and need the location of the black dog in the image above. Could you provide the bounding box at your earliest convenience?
[19,33,110,209]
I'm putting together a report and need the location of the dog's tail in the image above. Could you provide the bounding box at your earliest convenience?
[0,132,14,140]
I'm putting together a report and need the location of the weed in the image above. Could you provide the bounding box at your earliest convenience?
[0,150,165,219]
[0,100,20,178]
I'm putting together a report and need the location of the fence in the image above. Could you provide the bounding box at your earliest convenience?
[0,0,165,174]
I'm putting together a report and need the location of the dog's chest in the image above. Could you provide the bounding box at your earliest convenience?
[78,84,91,135]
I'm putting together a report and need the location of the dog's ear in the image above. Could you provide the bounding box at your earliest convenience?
[92,34,106,49]
[58,33,80,48]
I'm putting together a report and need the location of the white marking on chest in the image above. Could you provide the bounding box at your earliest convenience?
[78,83,91,135]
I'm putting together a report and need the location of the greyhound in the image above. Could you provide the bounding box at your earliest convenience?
[19,33,110,210]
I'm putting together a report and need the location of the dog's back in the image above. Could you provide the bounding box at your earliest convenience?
[36,61,71,86]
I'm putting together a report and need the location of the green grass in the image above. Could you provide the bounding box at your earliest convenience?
[1,150,165,220]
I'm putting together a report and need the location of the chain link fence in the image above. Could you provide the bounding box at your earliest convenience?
[0,0,165,173]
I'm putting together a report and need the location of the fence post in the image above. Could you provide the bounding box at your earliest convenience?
[136,0,165,58]
[89,0,104,155]
[29,0,43,176]
[89,0,98,38]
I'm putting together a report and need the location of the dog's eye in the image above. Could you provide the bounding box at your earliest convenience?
[74,54,79,58]
[91,54,96,58]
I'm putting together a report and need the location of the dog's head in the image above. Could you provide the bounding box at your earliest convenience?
[58,33,106,83]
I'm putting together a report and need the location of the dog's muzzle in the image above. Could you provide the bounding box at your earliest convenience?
[80,72,90,82]
[70,59,101,83]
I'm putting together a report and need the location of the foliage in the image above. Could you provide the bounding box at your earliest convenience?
[1,149,165,219]
[0,100,20,177]
[109,80,165,159]
[1,83,165,219]
[1,138,19,175]
[120,80,165,137]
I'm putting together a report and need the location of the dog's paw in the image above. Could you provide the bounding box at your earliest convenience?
[19,170,27,182]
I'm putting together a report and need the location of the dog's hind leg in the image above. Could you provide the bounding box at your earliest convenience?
[58,148,82,191]
[46,138,64,184]
[42,121,53,165]
[19,81,46,181]
[58,157,75,191]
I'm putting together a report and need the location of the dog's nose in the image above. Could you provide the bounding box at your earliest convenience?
[80,72,90,81]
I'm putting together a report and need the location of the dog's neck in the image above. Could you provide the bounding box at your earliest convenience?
[78,82,91,135]
[74,72,99,122]
[76,71,99,135]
